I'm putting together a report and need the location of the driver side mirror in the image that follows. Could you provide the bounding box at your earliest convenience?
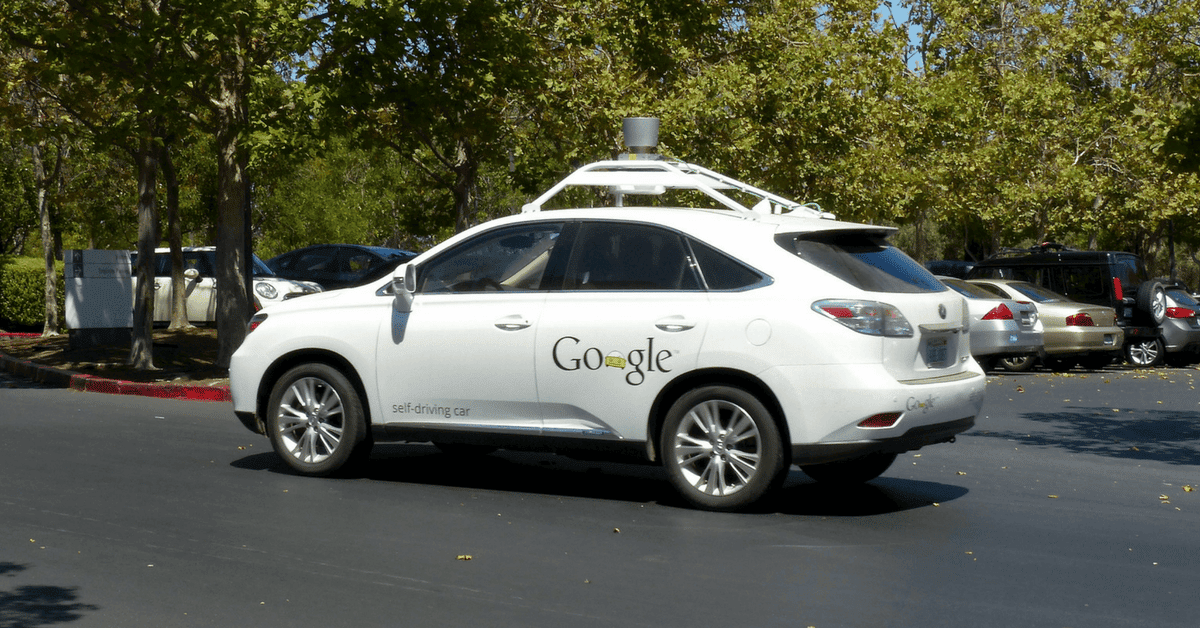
[393,263,417,313]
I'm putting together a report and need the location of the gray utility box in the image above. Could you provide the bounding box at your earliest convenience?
[65,249,133,349]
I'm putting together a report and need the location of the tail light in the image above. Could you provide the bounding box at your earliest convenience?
[1066,313,1096,326]
[247,313,268,333]
[982,303,1014,320]
[813,300,914,337]
[1113,277,1123,301]
[1166,307,1195,319]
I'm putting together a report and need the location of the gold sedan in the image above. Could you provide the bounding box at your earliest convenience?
[968,279,1124,371]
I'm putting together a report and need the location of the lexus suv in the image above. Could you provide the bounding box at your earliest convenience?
[230,156,986,511]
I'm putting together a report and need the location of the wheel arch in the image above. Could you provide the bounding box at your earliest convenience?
[645,368,789,463]
[256,349,374,428]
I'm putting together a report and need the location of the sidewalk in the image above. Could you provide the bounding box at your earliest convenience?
[0,331,231,402]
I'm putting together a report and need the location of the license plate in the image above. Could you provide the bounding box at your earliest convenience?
[1104,334,1115,346]
[926,337,948,365]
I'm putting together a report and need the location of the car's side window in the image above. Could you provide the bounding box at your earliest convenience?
[294,248,337,273]
[420,223,564,293]
[563,222,701,291]
[688,238,766,290]
[343,251,374,273]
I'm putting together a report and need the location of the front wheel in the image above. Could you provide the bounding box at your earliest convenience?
[801,452,897,486]
[661,386,785,511]
[1125,338,1164,367]
[266,363,370,476]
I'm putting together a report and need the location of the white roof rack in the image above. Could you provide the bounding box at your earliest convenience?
[520,159,835,220]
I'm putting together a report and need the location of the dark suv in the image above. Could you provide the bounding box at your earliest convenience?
[966,244,1200,366]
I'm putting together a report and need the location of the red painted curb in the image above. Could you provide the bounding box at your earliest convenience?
[69,374,232,401]
[1,350,230,402]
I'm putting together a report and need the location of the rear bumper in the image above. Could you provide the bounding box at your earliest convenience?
[970,324,1042,358]
[792,417,975,465]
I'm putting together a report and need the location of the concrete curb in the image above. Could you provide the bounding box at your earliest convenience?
[0,351,231,402]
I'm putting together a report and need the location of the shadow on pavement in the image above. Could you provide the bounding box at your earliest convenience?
[974,408,1200,466]
[0,562,99,627]
[230,445,968,516]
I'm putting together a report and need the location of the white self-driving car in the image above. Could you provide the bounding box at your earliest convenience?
[230,157,986,511]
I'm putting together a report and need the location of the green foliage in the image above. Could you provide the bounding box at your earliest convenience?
[0,141,35,255]
[2,0,1200,309]
[0,256,63,327]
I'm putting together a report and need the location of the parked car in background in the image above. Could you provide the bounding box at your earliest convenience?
[938,276,1042,371]
[1150,280,1200,367]
[925,260,975,279]
[965,244,1173,366]
[230,153,987,511]
[266,244,417,290]
[131,247,322,324]
[968,279,1123,371]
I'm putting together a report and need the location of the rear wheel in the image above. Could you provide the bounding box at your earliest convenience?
[999,355,1036,372]
[801,452,897,486]
[661,386,785,511]
[266,364,370,476]
[1125,338,1164,367]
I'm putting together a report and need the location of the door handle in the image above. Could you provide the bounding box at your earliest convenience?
[494,315,531,331]
[655,315,696,332]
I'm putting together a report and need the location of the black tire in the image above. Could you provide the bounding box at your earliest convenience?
[1136,281,1167,325]
[999,355,1036,372]
[266,363,370,476]
[1125,337,1165,367]
[801,451,898,486]
[660,386,786,512]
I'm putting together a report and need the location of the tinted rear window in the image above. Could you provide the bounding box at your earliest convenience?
[1004,281,1067,303]
[782,232,945,294]
[941,277,1000,299]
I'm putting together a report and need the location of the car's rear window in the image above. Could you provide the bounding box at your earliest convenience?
[941,277,1000,299]
[1167,288,1198,308]
[1003,281,1067,303]
[781,232,946,294]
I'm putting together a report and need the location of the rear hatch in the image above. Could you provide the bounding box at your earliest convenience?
[782,229,973,381]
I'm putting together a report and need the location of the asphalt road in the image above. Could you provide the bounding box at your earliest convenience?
[2,368,1198,627]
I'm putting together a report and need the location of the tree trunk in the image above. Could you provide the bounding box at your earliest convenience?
[215,36,251,368]
[452,137,477,233]
[162,141,192,330]
[30,142,59,338]
[130,135,160,370]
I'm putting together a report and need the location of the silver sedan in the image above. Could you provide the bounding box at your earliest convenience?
[939,277,1043,371]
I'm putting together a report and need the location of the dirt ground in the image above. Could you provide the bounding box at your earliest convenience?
[0,326,229,386]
